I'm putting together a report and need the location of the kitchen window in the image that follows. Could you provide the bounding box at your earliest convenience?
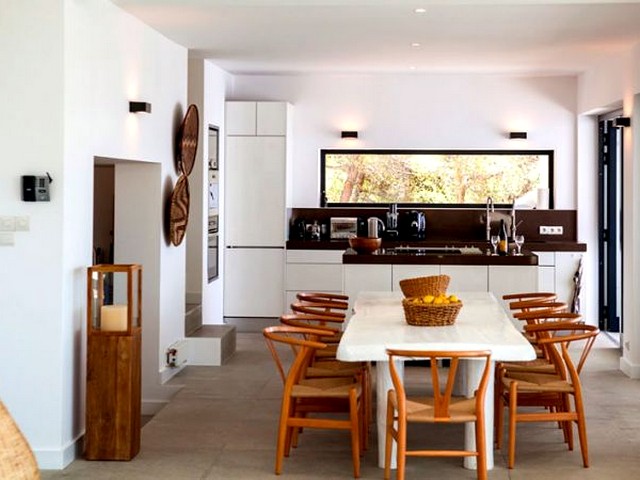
[320,149,554,208]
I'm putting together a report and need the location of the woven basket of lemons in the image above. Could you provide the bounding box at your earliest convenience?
[402,293,462,326]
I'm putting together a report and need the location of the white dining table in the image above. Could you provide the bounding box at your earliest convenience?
[336,291,536,470]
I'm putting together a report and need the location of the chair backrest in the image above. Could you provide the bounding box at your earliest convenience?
[290,302,346,320]
[386,349,492,420]
[513,310,580,325]
[280,313,341,335]
[263,325,328,385]
[524,323,599,377]
[296,292,349,310]
[503,292,557,303]
[511,300,567,318]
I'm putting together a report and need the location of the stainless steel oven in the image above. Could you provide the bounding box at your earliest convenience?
[208,215,219,282]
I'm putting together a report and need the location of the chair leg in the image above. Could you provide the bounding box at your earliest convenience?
[396,415,406,480]
[475,415,488,480]
[574,394,590,467]
[384,398,394,480]
[508,381,518,469]
[561,394,574,451]
[275,397,291,474]
[349,388,361,478]
[495,392,504,450]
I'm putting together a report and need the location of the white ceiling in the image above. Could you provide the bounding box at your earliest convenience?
[111,0,640,75]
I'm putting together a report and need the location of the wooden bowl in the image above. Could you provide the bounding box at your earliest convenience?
[348,237,382,254]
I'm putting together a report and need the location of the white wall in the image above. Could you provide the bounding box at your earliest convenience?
[229,74,577,209]
[0,0,189,469]
[187,60,231,325]
[0,0,66,468]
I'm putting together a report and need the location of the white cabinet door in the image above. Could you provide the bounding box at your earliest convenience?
[344,265,392,317]
[391,265,440,292]
[224,248,284,317]
[257,102,288,136]
[226,101,257,136]
[441,265,488,292]
[225,136,286,246]
[534,251,556,293]
[488,265,538,329]
[285,264,344,291]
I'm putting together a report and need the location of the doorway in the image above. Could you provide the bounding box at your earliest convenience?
[597,111,625,337]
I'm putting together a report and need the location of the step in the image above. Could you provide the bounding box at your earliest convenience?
[186,325,236,366]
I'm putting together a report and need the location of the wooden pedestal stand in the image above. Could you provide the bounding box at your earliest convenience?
[85,264,142,461]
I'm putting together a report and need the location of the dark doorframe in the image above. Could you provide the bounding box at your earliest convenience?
[598,114,624,333]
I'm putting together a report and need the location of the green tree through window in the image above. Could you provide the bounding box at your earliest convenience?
[321,150,553,207]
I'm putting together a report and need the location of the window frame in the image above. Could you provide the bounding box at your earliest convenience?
[320,148,554,209]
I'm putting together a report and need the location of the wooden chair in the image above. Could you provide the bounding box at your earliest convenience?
[263,325,365,478]
[496,323,599,469]
[290,301,347,321]
[384,349,492,480]
[280,313,372,438]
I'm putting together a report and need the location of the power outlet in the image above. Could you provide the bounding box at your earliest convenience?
[539,225,564,235]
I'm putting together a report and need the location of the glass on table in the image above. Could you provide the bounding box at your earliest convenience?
[514,235,525,255]
[490,235,499,256]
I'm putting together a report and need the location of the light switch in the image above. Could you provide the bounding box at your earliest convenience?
[0,232,15,246]
[15,216,30,231]
[0,216,16,231]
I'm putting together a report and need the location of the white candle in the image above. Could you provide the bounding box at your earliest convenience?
[101,305,128,332]
[537,188,549,209]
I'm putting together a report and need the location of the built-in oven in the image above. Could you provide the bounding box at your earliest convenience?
[207,215,219,282]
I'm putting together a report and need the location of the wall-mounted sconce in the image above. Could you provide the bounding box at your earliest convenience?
[509,131,527,140]
[341,130,358,139]
[613,117,631,128]
[129,101,152,113]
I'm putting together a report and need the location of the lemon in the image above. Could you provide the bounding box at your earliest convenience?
[433,297,444,305]
[448,295,459,303]
[423,295,435,304]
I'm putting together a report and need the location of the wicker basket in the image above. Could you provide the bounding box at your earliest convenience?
[399,275,450,298]
[402,298,462,326]
[0,400,39,480]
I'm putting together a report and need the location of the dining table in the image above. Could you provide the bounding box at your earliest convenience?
[336,291,536,470]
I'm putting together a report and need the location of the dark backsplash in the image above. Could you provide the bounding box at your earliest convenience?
[289,207,577,243]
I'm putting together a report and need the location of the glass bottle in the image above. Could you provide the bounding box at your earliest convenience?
[498,219,508,256]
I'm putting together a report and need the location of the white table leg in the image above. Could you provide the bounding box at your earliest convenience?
[375,359,403,469]
[463,359,495,470]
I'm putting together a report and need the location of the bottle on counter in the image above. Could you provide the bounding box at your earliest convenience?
[498,219,508,256]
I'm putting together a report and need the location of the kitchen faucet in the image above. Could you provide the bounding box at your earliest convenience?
[510,197,517,239]
[486,196,494,241]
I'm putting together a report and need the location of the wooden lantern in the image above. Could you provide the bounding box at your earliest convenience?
[85,264,142,461]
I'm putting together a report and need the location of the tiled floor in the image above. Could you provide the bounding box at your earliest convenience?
[42,332,640,479]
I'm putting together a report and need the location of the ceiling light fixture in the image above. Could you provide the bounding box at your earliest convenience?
[341,130,358,139]
[411,42,421,47]
[414,8,426,14]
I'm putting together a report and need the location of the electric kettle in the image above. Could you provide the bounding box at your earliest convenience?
[367,217,385,238]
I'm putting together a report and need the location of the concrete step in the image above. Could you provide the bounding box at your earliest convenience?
[186,325,236,366]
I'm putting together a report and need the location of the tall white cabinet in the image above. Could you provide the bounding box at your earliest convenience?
[224,101,292,318]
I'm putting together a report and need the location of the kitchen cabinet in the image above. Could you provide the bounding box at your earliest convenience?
[343,264,392,316]
[532,251,584,317]
[488,265,539,329]
[224,248,285,317]
[224,101,292,319]
[441,265,488,291]
[285,250,343,308]
[392,265,440,291]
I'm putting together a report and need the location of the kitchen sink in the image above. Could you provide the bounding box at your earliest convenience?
[388,246,484,255]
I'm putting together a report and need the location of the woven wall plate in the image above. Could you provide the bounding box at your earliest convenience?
[177,104,199,176]
[169,175,190,246]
